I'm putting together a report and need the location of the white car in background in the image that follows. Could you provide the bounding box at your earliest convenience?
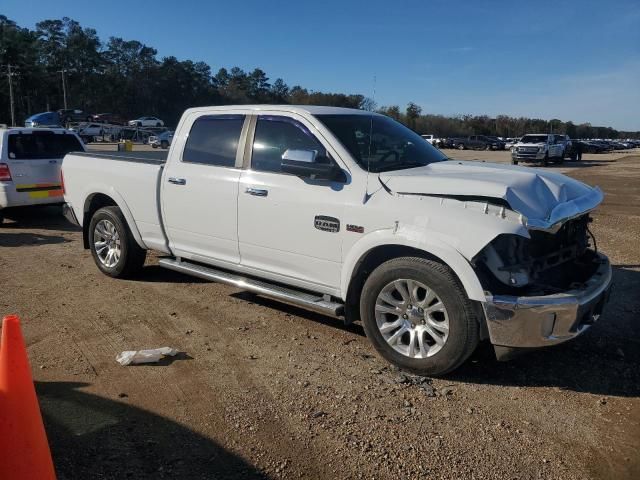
[0,127,85,224]
[128,116,164,128]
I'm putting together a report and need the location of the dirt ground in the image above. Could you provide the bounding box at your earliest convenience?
[0,150,639,479]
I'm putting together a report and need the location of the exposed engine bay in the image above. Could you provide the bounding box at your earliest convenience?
[473,214,601,295]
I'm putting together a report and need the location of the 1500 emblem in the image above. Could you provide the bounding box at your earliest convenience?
[314,216,340,233]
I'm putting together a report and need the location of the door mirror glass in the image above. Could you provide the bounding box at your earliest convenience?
[282,148,317,163]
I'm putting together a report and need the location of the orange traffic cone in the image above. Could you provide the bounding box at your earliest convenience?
[0,314,56,479]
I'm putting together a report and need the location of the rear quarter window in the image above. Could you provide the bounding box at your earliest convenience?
[8,132,83,159]
[182,115,245,167]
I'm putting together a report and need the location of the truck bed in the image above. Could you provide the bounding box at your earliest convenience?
[62,150,170,253]
[70,150,168,164]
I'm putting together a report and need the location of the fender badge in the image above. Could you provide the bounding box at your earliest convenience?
[346,224,364,234]
[314,216,340,233]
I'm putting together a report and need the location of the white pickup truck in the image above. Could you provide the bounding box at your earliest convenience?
[511,134,566,166]
[62,106,612,375]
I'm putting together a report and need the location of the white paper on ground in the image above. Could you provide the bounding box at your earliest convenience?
[116,347,179,366]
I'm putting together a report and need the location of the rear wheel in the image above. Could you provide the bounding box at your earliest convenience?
[360,257,479,376]
[156,122,162,127]
[161,140,169,149]
[511,158,519,165]
[457,143,465,150]
[542,153,549,167]
[88,206,146,278]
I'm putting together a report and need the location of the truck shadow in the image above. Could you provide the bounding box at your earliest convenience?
[1,206,80,232]
[0,232,70,247]
[231,291,367,338]
[37,381,267,479]
[446,265,640,398]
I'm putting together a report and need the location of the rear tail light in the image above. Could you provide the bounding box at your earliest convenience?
[0,163,12,181]
[60,169,66,195]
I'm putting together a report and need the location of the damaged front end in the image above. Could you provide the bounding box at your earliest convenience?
[473,213,612,358]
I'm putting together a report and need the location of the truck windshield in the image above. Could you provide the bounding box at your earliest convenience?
[520,135,548,144]
[316,114,447,173]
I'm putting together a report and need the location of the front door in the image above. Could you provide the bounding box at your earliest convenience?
[237,115,347,290]
[161,114,246,264]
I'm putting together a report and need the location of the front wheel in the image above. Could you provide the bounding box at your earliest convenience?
[360,257,479,376]
[511,158,519,165]
[88,206,146,278]
[457,144,465,150]
[161,140,169,149]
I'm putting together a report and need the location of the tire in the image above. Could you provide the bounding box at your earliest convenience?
[542,153,549,167]
[511,159,518,165]
[0,210,4,226]
[485,144,492,151]
[152,144,158,148]
[360,257,479,376]
[457,143,465,150]
[156,122,162,127]
[88,206,146,278]
[160,140,169,149]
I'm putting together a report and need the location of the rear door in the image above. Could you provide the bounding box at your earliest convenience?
[161,114,248,264]
[3,130,84,206]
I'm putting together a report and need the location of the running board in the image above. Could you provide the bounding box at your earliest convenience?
[158,258,344,317]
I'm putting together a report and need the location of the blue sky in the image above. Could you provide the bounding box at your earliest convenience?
[4,0,640,130]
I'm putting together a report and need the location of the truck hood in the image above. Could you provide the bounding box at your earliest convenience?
[379,160,603,230]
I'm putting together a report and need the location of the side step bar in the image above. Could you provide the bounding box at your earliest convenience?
[158,258,344,317]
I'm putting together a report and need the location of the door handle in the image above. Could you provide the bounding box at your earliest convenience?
[245,187,268,197]
[168,177,186,185]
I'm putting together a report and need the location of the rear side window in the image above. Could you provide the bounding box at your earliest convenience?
[183,115,245,167]
[8,132,83,159]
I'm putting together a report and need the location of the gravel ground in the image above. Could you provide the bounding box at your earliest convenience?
[0,150,638,479]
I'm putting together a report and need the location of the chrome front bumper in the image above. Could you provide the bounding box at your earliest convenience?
[482,253,612,349]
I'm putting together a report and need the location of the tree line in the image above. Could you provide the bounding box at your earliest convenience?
[1,16,638,139]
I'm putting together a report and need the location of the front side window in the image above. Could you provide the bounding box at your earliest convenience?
[183,115,245,167]
[316,114,447,173]
[252,116,327,173]
[8,132,83,159]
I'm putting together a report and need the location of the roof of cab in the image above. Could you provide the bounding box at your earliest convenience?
[182,105,380,116]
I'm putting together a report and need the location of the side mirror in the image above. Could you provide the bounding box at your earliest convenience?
[281,149,342,181]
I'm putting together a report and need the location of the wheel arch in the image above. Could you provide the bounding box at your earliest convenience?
[82,191,145,250]
[342,233,486,323]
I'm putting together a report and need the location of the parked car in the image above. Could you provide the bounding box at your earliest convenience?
[451,135,505,150]
[128,116,164,128]
[0,127,85,224]
[504,137,520,149]
[149,131,174,149]
[91,113,126,125]
[24,112,62,128]
[59,109,92,124]
[511,134,565,166]
[421,134,438,145]
[62,105,611,376]
[71,123,122,143]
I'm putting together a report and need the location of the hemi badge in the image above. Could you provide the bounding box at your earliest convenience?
[346,224,364,234]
